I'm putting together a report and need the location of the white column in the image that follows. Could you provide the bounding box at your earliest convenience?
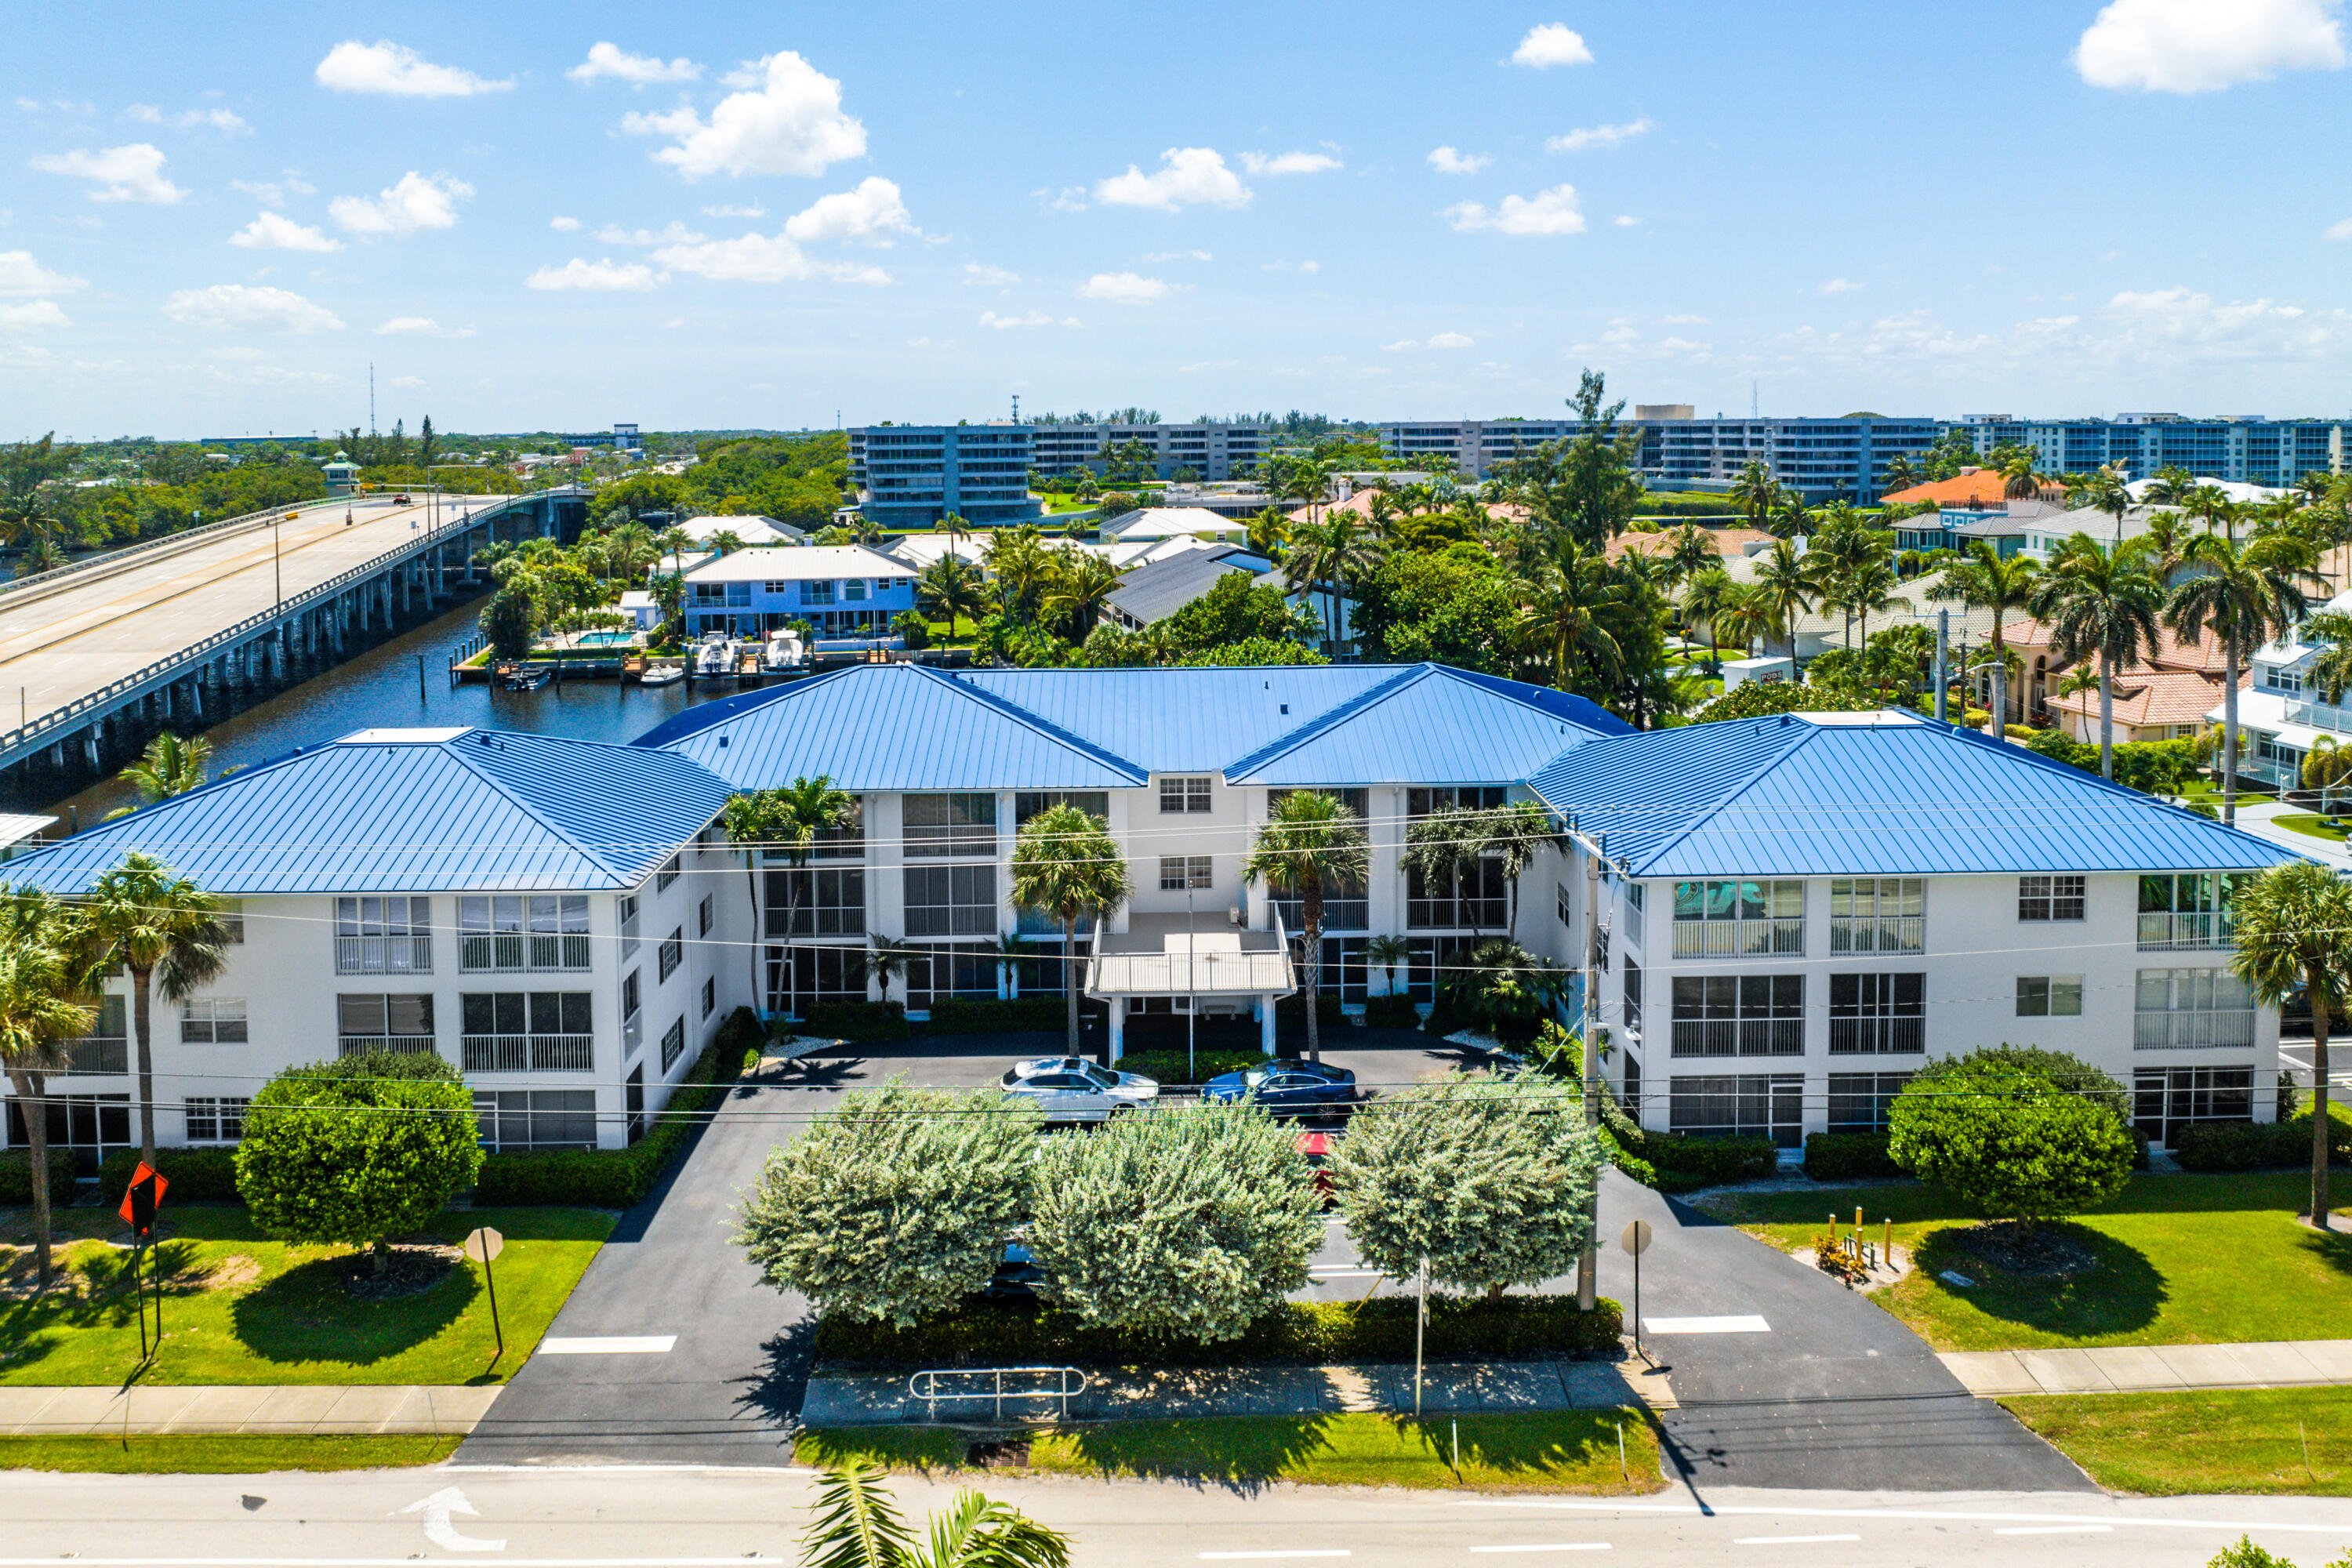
[1260,995,1276,1056]
[1108,998,1124,1064]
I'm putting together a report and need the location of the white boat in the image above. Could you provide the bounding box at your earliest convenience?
[694,634,738,678]
[761,630,806,673]
[638,662,686,687]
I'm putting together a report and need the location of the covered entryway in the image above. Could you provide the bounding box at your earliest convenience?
[1085,913,1295,1063]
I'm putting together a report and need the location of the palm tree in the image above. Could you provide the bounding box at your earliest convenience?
[1729,460,1778,532]
[1403,807,1496,946]
[2303,609,2352,706]
[81,853,230,1167]
[0,888,95,1291]
[2185,487,2243,547]
[1363,933,1411,1000]
[2000,452,2042,500]
[1482,800,1558,941]
[1515,538,1626,691]
[2231,861,2352,1233]
[2029,536,2163,779]
[118,731,212,806]
[1243,791,1370,1064]
[1747,539,1817,660]
[1926,539,2042,735]
[1842,554,1903,653]
[917,556,985,644]
[2065,462,2135,551]
[992,931,1028,1001]
[721,779,855,1017]
[1678,568,1737,673]
[1009,804,1128,1058]
[2166,531,2318,823]
[1041,549,1126,644]
[604,521,659,586]
[1661,522,1719,590]
[655,525,692,581]
[2143,466,2200,507]
[798,1462,1069,1568]
[1880,454,1919,497]
[858,936,914,1009]
[1245,505,1290,560]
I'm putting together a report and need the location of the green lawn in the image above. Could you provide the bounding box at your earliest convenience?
[2002,1388,2352,1497]
[801,1410,1659,1494]
[1708,1173,2352,1351]
[0,1205,610,1386]
[2174,779,2276,808]
[0,1434,460,1474]
[2272,814,2349,843]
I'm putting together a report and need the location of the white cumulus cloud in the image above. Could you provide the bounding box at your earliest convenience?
[163,283,343,333]
[0,300,70,328]
[525,258,666,292]
[230,211,340,252]
[594,220,706,245]
[314,40,511,97]
[2074,0,2343,92]
[1548,117,1654,152]
[963,262,1018,285]
[1613,215,1640,227]
[1241,150,1341,176]
[701,201,766,217]
[650,231,889,285]
[550,215,580,230]
[127,105,249,133]
[1094,147,1250,210]
[622,51,866,179]
[1512,23,1594,67]
[0,250,85,295]
[1443,183,1585,236]
[30,143,183,202]
[1382,332,1475,350]
[376,316,475,337]
[1820,277,1864,294]
[1077,271,1171,305]
[782,176,913,242]
[980,310,1054,329]
[2328,216,2352,240]
[1427,146,1491,175]
[568,42,701,85]
[329,172,473,236]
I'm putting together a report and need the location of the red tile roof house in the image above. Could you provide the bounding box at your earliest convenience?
[1999,617,2236,742]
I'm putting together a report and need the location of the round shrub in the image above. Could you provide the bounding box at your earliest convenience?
[1887,1059,2132,1224]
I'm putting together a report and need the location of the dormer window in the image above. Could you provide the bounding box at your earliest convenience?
[2263,665,2303,696]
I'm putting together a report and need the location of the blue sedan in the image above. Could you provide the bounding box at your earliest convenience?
[1201,1058,1359,1119]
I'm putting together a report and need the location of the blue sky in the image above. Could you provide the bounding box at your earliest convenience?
[5,1,2351,438]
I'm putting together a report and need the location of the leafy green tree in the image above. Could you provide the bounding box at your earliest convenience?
[82,853,230,1167]
[1517,537,1625,691]
[1694,680,1880,721]
[480,583,539,662]
[1332,1073,1602,1299]
[1026,1100,1323,1340]
[1886,1058,2133,1227]
[0,889,96,1290]
[1243,790,1370,1063]
[2031,535,2163,779]
[1352,543,1523,673]
[723,779,856,1016]
[2232,861,2352,1232]
[234,1052,482,1272]
[799,1464,1070,1568]
[1507,370,1646,550]
[735,1081,1040,1325]
[0,433,77,548]
[1010,804,1130,1055]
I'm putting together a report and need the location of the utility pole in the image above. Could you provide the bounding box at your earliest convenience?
[1934,608,1949,724]
[369,362,376,438]
[1577,826,1602,1313]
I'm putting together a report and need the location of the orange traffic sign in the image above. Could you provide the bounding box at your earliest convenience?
[118,1163,169,1236]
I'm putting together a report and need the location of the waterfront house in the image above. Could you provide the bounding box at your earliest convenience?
[680,544,916,641]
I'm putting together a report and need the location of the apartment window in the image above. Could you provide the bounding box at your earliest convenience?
[660,1016,687,1072]
[905,865,998,938]
[1406,786,1507,817]
[1156,775,1214,814]
[461,992,595,1073]
[217,898,245,945]
[1406,858,1506,931]
[2138,873,2251,951]
[336,993,435,1057]
[183,1097,249,1142]
[659,927,684,982]
[619,895,641,959]
[180,998,248,1044]
[2134,968,2256,1050]
[473,1089,597,1151]
[1672,880,1805,958]
[1829,878,1923,955]
[800,579,837,607]
[1670,975,1803,1057]
[1669,1073,1805,1149]
[699,895,714,937]
[1829,973,1924,1054]
[1627,882,1646,913]
[765,867,866,937]
[1015,791,1110,826]
[844,578,869,602]
[2016,975,2085,1018]
[2134,1066,2255,1146]
[1160,855,1214,891]
[2018,874,2085,922]
[1827,1071,1914,1133]
[64,994,127,1076]
[904,793,997,855]
[904,944,999,1009]
[1623,959,1642,1039]
[701,976,716,1018]
[335,895,432,975]
[460,894,590,971]
[1558,883,1572,929]
[658,855,681,893]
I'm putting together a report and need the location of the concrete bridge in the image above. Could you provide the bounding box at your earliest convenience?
[0,486,589,804]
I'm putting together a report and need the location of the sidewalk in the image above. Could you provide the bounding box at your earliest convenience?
[0,1384,502,1436]
[803,1359,1677,1428]
[2216,798,2352,870]
[1941,1339,2352,1397]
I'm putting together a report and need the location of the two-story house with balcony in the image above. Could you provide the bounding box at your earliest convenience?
[1526,710,2292,1151]
[2216,587,2352,794]
[0,728,740,1170]
[681,545,917,641]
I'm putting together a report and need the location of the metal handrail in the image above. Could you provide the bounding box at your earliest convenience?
[906,1366,1087,1422]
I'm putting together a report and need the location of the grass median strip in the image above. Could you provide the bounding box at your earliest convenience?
[800,1410,1661,1494]
[2001,1388,2352,1497]
[0,1433,461,1474]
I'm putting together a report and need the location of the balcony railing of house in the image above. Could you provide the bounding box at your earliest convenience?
[1407,897,1508,931]
[1672,918,1806,960]
[1668,1018,1805,1057]
[64,1035,128,1075]
[460,932,593,973]
[2284,699,2352,735]
[339,1034,437,1058]
[1829,917,1924,956]
[2134,1010,2256,1050]
[2138,913,2228,951]
[1272,898,1370,932]
[336,935,434,975]
[1829,1018,1925,1054]
[462,1033,595,1073]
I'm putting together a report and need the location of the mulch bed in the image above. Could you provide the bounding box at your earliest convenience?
[339,1242,459,1301]
[1952,1221,2099,1279]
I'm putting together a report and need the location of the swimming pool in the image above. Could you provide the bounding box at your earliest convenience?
[577,630,639,646]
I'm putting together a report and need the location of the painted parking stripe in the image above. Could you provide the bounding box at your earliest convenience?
[1199,1553,1351,1561]
[1641,1316,1770,1334]
[1468,1546,1612,1554]
[1995,1526,2113,1536]
[1732,1537,1860,1545]
[1453,1500,2352,1535]
[539,1335,677,1354]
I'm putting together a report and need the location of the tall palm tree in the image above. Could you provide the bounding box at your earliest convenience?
[1999,452,2042,500]
[799,1463,1069,1568]
[2064,462,2134,549]
[0,888,95,1291]
[1243,791,1369,1064]
[1245,506,1290,561]
[2303,609,2352,706]
[1041,549,1127,644]
[1880,454,1919,497]
[119,731,212,806]
[1481,800,1558,941]
[1009,804,1130,1058]
[2143,466,2201,507]
[2029,535,2164,779]
[81,853,230,1167]
[2231,862,2352,1234]
[917,557,985,644]
[1661,522,1720,590]
[655,525,692,582]
[604,521,659,586]
[982,528,1052,621]
[1842,554,1903,653]
[2185,487,2243,547]
[1403,807,1496,946]
[1678,567,1737,673]
[2166,530,2319,823]
[1729,460,1778,532]
[721,779,855,1017]
[1515,538,1626,691]
[1926,539,2042,735]
[1747,538,1817,660]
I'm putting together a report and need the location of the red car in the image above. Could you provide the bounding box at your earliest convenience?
[1298,1131,1337,1209]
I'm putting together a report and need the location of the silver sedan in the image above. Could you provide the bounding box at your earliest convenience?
[998,1059,1160,1123]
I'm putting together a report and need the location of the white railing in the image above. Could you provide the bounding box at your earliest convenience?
[1829,916,1925,955]
[460,932,593,972]
[2138,912,2227,951]
[2135,1011,2256,1050]
[335,935,434,975]
[906,1367,1087,1422]
[339,1035,437,1058]
[0,496,347,601]
[462,1033,594,1073]
[1672,918,1806,959]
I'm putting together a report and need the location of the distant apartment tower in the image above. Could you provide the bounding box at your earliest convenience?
[848,424,1043,528]
[1380,413,1940,497]
[1027,422,1272,481]
[1958,414,2347,487]
[1380,419,1575,477]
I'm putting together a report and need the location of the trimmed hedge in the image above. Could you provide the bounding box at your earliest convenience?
[801,1000,913,1041]
[1362,993,1421,1029]
[0,1148,77,1205]
[815,1292,1624,1370]
[2175,1115,2352,1174]
[924,996,1066,1034]
[1803,1131,1904,1182]
[97,1146,241,1203]
[471,1034,754,1207]
[1113,1047,1264,1086]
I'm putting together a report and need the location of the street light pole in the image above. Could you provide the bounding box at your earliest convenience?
[273,514,282,608]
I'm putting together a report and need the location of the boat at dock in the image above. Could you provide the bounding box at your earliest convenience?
[693,633,739,680]
[499,663,554,691]
[637,662,686,687]
[761,630,807,673]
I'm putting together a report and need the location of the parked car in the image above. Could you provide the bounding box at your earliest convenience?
[1200,1058,1359,1119]
[1008,1054,1100,1080]
[983,1240,1045,1301]
[998,1058,1159,1123]
[1296,1130,1338,1209]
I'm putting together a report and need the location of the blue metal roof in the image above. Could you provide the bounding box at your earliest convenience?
[1227,665,1629,786]
[646,663,1145,792]
[1,728,732,895]
[954,664,1402,775]
[1526,712,2297,877]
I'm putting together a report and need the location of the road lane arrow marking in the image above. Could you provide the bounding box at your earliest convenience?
[397,1487,505,1552]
